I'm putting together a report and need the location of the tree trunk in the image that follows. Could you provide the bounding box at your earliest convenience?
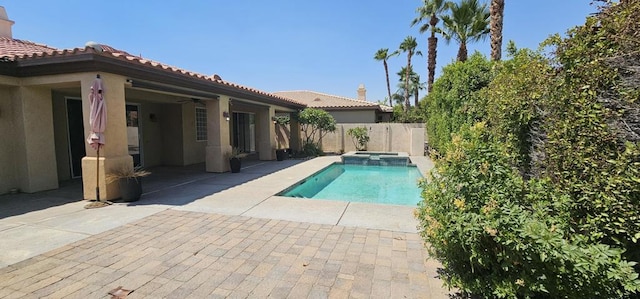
[384,60,393,107]
[427,14,439,93]
[490,0,505,61]
[458,41,468,62]
[405,53,411,111]
[427,35,437,93]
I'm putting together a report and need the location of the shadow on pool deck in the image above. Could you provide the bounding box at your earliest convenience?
[0,157,307,219]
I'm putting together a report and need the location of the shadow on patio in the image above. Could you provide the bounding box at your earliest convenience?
[0,157,306,218]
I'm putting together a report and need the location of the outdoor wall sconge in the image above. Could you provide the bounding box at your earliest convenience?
[223,111,230,121]
[271,116,277,124]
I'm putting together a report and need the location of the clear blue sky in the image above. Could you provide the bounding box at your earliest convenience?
[5,1,597,103]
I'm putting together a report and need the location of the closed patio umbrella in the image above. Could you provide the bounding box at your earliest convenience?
[86,74,108,207]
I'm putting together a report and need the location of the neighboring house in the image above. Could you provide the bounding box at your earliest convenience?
[274,84,392,123]
[0,7,305,199]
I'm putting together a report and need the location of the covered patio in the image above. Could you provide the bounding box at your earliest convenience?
[0,43,304,201]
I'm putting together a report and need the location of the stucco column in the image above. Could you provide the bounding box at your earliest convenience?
[205,96,231,172]
[81,73,133,200]
[14,86,59,192]
[289,112,301,153]
[257,107,276,160]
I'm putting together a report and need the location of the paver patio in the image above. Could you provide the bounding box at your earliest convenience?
[0,210,449,298]
[0,156,451,298]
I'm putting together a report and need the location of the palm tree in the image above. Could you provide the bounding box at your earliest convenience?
[440,0,490,62]
[397,66,425,107]
[490,0,505,61]
[411,0,448,93]
[374,48,399,107]
[398,36,422,111]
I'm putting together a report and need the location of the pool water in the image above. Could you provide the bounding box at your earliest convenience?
[279,163,423,206]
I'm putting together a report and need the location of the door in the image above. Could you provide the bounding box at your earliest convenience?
[66,98,85,178]
[232,112,255,153]
[126,104,142,167]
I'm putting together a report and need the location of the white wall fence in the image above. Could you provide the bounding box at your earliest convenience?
[320,123,425,156]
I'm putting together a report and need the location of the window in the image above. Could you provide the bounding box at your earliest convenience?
[195,107,207,141]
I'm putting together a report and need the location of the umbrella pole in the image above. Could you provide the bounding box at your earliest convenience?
[96,146,100,202]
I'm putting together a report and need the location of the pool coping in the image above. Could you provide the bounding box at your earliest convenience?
[175,155,434,233]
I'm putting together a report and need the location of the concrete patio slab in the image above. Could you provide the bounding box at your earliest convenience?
[0,225,87,268]
[34,205,166,235]
[175,193,269,215]
[1,201,87,224]
[339,202,420,233]
[242,196,348,225]
[0,223,19,232]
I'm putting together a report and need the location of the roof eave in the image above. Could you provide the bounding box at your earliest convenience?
[2,53,306,110]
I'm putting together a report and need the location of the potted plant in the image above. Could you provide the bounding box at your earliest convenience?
[276,148,287,161]
[106,166,150,202]
[274,115,290,161]
[227,148,248,173]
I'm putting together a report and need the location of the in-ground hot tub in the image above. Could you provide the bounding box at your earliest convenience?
[341,151,412,166]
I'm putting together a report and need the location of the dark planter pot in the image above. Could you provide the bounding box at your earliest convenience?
[229,158,241,173]
[119,178,142,202]
[276,149,287,161]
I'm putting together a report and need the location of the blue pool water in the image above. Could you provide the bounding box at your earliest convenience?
[279,163,423,206]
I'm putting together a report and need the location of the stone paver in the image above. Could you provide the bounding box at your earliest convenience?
[0,209,451,298]
[0,156,453,298]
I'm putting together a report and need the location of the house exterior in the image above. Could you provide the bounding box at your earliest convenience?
[273,85,392,123]
[0,7,305,199]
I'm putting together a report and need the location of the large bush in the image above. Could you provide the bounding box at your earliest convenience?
[424,52,494,154]
[542,1,640,262]
[484,49,554,176]
[418,1,640,297]
[417,123,639,298]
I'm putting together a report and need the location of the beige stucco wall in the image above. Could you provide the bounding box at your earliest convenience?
[321,123,425,155]
[0,86,17,194]
[328,110,377,123]
[182,102,206,165]
[275,123,290,149]
[14,86,59,192]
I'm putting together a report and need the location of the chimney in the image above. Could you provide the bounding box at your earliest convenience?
[357,84,366,101]
[0,6,14,38]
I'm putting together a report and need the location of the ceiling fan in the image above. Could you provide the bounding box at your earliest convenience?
[177,98,205,105]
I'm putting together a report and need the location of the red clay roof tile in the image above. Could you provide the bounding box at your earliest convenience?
[273,90,392,112]
[0,38,304,107]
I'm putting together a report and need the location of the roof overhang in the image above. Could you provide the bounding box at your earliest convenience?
[0,52,306,110]
[317,105,383,112]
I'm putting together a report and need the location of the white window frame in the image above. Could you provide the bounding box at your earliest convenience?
[195,107,207,142]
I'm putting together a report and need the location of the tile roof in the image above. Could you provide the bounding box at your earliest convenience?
[272,90,392,112]
[0,37,58,57]
[0,38,304,107]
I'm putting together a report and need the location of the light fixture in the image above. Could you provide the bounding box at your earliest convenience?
[223,111,230,121]
[271,116,277,124]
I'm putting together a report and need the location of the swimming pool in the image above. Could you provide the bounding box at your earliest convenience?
[278,163,423,206]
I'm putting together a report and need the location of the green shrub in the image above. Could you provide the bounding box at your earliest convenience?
[484,48,554,175]
[346,127,370,151]
[542,1,640,262]
[392,105,427,123]
[297,108,336,156]
[424,52,494,154]
[418,2,640,297]
[417,123,640,298]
